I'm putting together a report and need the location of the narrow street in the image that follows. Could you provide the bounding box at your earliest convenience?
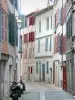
[19,82,74,100]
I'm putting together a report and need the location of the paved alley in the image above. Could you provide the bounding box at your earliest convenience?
[19,82,74,100]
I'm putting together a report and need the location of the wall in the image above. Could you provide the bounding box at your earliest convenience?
[35,36,53,57]
[21,16,35,82]
[35,58,53,83]
[35,8,53,82]
[52,0,66,87]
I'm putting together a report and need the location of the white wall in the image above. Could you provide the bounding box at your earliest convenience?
[35,8,53,57]
[35,36,53,57]
[35,58,53,82]
[52,0,66,87]
[34,7,54,82]
[35,10,53,38]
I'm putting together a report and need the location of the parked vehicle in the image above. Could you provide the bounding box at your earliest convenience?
[10,81,21,100]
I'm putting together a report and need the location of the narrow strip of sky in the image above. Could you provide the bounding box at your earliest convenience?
[21,0,47,15]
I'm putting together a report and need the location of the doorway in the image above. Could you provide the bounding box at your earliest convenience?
[63,66,67,90]
[42,64,45,82]
[53,62,55,84]
[28,67,30,81]
[50,68,52,82]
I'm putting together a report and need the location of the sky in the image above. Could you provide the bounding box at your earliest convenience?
[21,0,48,15]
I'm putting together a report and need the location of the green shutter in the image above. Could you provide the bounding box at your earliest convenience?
[8,12,18,46]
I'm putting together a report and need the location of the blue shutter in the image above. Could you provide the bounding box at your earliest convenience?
[49,37,52,51]
[45,38,48,51]
[38,39,40,52]
[46,61,49,74]
[39,21,41,33]
[36,62,38,73]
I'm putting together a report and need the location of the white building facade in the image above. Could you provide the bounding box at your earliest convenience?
[34,6,54,83]
[52,0,67,88]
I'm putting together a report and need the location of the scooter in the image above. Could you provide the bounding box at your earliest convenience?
[10,81,21,100]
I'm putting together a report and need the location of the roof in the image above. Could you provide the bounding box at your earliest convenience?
[25,10,40,18]
[34,6,53,17]
[25,12,35,18]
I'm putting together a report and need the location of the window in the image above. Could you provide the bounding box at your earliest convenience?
[39,20,41,32]
[38,39,40,52]
[51,16,52,29]
[46,17,49,30]
[49,37,52,51]
[36,62,38,73]
[29,48,32,58]
[45,38,48,51]
[32,48,34,57]
[24,48,27,58]
[46,61,49,74]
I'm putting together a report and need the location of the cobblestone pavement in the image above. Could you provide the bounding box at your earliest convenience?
[19,82,74,100]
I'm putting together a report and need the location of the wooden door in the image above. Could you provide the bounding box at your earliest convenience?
[63,66,67,90]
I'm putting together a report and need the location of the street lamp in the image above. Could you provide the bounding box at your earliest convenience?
[17,18,22,29]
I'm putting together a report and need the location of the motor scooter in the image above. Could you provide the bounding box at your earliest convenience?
[10,81,21,100]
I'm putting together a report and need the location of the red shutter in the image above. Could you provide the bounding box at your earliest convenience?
[62,35,66,53]
[32,16,35,25]
[63,5,66,25]
[57,34,60,52]
[24,34,26,43]
[29,32,34,42]
[29,16,35,26]
[31,67,32,73]
[31,32,33,42]
[30,32,34,42]
[29,33,31,42]
[54,36,56,53]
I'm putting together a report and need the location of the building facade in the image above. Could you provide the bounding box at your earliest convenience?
[22,12,35,82]
[52,0,66,88]
[0,0,19,99]
[34,6,54,83]
[66,0,75,95]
